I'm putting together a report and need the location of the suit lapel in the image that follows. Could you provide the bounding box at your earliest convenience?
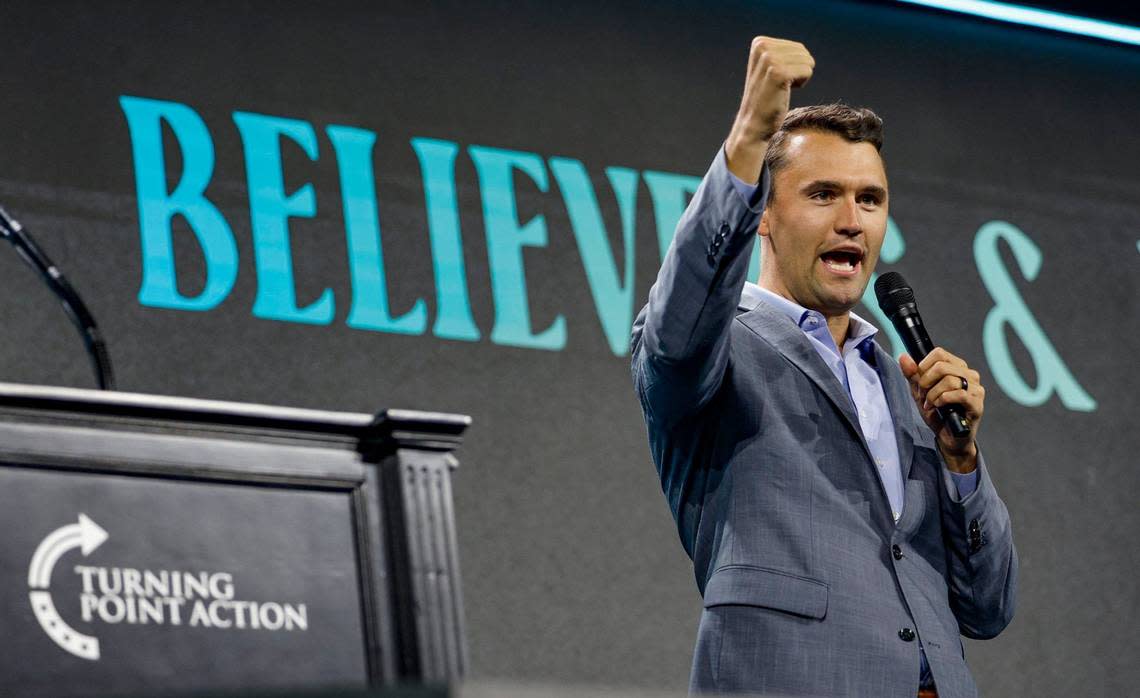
[874,342,918,481]
[737,302,873,462]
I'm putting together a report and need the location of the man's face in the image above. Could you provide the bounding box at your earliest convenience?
[759,130,889,317]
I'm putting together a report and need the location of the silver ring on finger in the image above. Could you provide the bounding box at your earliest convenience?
[961,377,968,392]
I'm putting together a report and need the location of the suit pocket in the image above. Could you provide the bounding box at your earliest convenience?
[702,565,828,620]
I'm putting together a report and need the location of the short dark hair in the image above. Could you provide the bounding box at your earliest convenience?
[764,103,884,200]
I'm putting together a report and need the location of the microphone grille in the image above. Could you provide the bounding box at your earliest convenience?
[874,271,915,316]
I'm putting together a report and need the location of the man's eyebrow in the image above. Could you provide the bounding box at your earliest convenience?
[800,180,842,192]
[799,180,888,198]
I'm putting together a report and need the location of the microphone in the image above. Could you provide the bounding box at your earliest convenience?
[874,272,970,438]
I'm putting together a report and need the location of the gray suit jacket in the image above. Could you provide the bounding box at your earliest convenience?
[630,149,1017,697]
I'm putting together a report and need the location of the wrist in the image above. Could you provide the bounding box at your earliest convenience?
[724,129,770,184]
[728,112,775,144]
[938,441,978,474]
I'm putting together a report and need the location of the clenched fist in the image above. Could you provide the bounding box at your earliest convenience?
[725,37,815,183]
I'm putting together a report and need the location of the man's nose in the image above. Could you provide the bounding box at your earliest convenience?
[835,196,863,236]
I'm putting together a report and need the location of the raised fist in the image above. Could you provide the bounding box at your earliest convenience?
[725,37,815,182]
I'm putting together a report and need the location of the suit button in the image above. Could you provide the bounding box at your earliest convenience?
[899,628,916,642]
[719,223,730,235]
[969,518,980,534]
[970,532,987,553]
[892,545,903,560]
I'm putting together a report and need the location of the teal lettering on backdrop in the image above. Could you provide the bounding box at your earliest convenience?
[973,221,1096,411]
[859,217,907,358]
[411,138,480,341]
[120,96,1098,413]
[233,112,334,325]
[120,96,238,310]
[550,158,638,356]
[329,125,426,334]
[469,145,566,351]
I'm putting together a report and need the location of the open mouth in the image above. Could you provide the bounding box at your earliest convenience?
[819,249,864,275]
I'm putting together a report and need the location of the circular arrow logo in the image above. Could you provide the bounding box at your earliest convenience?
[28,514,108,660]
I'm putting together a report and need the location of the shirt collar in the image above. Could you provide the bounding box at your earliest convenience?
[740,282,879,353]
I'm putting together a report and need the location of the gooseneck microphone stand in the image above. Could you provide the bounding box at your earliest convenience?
[0,204,115,390]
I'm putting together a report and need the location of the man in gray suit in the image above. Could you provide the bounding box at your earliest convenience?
[630,37,1017,696]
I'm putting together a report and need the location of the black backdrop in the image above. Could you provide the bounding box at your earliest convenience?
[1,1,1137,694]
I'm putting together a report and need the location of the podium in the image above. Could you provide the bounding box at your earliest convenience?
[0,382,470,697]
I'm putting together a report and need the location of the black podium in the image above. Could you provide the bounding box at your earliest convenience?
[0,382,470,697]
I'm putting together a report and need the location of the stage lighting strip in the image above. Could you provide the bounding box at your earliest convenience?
[895,0,1140,46]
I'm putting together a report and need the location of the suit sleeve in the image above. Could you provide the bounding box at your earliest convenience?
[630,147,769,430]
[939,452,1019,639]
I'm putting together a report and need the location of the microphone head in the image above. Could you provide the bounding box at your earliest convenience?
[874,271,916,319]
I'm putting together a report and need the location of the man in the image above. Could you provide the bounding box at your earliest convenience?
[630,38,1017,696]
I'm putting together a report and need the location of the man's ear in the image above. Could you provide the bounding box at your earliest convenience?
[758,208,770,238]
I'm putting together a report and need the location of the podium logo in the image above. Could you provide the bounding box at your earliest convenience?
[28,514,309,661]
[28,514,108,660]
